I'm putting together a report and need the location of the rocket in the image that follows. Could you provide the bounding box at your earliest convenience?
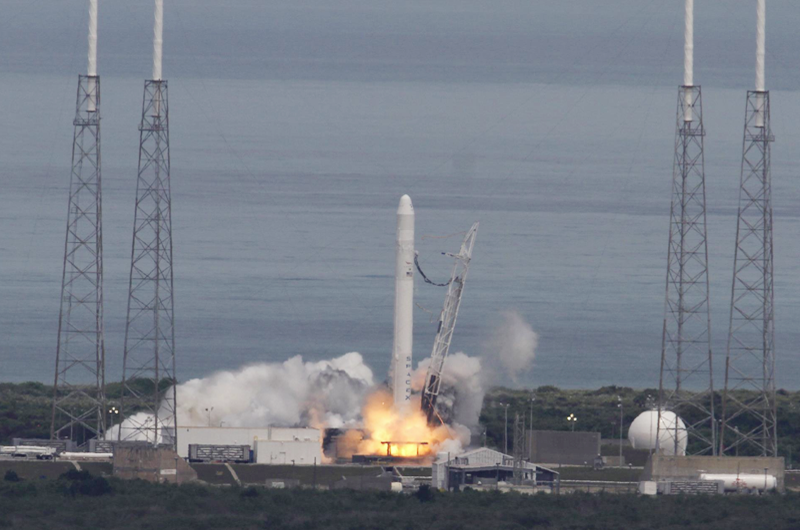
[392,195,415,411]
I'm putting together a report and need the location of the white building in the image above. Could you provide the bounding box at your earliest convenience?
[175,426,321,465]
[254,439,320,465]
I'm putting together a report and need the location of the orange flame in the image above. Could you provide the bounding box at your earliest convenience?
[356,389,461,460]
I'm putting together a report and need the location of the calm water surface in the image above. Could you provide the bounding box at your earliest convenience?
[2,1,800,389]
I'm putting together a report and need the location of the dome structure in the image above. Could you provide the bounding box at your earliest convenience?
[627,410,687,456]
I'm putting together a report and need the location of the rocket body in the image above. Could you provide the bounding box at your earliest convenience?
[392,195,415,411]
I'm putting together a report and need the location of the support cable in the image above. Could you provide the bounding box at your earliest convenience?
[414,252,452,287]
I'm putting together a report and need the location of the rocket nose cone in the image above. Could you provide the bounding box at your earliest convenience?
[398,194,414,215]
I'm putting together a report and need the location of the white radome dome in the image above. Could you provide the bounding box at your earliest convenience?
[628,409,687,456]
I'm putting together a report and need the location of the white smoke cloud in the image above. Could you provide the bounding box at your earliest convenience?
[107,352,374,441]
[175,352,373,430]
[413,352,484,428]
[482,310,538,384]
[410,310,538,434]
[107,312,539,456]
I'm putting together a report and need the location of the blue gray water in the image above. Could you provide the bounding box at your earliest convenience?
[2,0,800,389]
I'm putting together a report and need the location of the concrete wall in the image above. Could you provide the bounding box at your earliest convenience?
[113,445,197,484]
[254,440,321,465]
[642,454,785,492]
[529,430,600,466]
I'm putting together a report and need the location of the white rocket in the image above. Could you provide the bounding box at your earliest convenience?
[392,195,415,411]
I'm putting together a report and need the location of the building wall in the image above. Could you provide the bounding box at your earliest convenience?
[528,430,600,466]
[175,427,320,458]
[254,440,321,465]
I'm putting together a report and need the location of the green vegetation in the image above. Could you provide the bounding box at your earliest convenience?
[0,378,174,443]
[3,382,800,466]
[479,386,800,465]
[1,472,800,529]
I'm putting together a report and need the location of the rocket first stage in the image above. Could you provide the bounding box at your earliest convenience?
[392,195,415,411]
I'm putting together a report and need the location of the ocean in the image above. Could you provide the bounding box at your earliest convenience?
[1,0,800,389]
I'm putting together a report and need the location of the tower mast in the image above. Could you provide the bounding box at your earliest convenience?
[720,0,777,457]
[51,0,106,445]
[118,0,177,449]
[657,0,715,456]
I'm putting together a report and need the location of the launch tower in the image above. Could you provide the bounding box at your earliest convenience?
[657,0,716,456]
[51,0,106,444]
[420,223,478,425]
[720,0,777,457]
[118,0,177,448]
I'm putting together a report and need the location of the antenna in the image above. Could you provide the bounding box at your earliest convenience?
[153,0,163,81]
[51,0,106,445]
[755,0,766,127]
[118,0,177,450]
[683,0,693,121]
[88,0,97,76]
[720,0,777,458]
[657,0,715,456]
[87,0,98,112]
[756,0,765,92]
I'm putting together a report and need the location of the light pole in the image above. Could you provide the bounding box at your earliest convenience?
[205,407,214,427]
[567,413,577,432]
[500,403,510,453]
[618,396,623,465]
[108,406,119,432]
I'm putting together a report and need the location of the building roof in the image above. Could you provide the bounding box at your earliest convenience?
[435,447,558,475]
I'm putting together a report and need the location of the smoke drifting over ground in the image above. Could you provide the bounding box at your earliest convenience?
[109,312,538,457]
[176,352,373,429]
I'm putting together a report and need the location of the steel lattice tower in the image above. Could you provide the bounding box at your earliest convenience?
[720,90,776,457]
[512,413,526,485]
[719,0,776,459]
[657,0,715,456]
[51,1,105,445]
[118,0,177,448]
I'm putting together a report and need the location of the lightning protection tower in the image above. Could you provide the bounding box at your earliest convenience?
[420,223,478,426]
[51,0,106,445]
[118,0,177,448]
[720,0,777,457]
[512,413,526,485]
[657,0,716,456]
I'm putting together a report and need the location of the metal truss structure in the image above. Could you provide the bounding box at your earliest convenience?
[51,74,106,444]
[420,223,479,426]
[720,91,776,457]
[657,85,716,456]
[118,79,177,448]
[512,413,526,485]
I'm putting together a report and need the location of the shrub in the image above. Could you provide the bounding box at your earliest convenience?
[240,486,259,498]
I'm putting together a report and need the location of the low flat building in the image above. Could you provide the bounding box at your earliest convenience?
[174,426,320,464]
[432,447,558,491]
